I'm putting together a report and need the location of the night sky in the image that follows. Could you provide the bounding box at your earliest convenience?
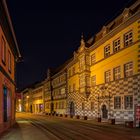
[6,0,135,90]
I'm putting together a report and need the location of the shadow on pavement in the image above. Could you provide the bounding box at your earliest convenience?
[0,122,24,140]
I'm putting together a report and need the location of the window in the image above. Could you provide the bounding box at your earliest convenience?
[91,102,94,110]
[113,66,121,80]
[124,62,133,77]
[105,70,111,83]
[91,53,96,65]
[1,37,6,64]
[124,95,133,109]
[114,96,121,109]
[113,38,120,53]
[82,102,85,110]
[8,51,11,72]
[124,31,133,47]
[60,88,65,94]
[91,75,96,86]
[104,45,110,57]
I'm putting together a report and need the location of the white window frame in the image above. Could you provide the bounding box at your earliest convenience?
[114,66,121,80]
[113,38,120,53]
[105,70,111,83]
[104,45,110,57]
[124,30,133,47]
[124,62,133,77]
[124,95,133,109]
[91,53,96,65]
[114,96,121,109]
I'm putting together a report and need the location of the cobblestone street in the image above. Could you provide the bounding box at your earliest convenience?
[0,113,140,140]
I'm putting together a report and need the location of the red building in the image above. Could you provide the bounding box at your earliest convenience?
[0,0,21,134]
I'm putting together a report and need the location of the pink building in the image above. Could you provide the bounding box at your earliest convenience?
[0,0,21,134]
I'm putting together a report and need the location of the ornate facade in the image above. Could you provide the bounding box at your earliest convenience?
[21,0,140,127]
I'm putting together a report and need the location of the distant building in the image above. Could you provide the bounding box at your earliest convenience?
[0,0,21,133]
[22,82,44,113]
[21,0,140,127]
[16,92,23,112]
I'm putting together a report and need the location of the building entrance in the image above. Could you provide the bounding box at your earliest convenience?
[70,102,75,116]
[102,104,108,119]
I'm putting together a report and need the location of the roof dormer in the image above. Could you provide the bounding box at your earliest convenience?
[122,8,131,21]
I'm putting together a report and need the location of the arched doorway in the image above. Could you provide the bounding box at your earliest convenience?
[101,104,108,119]
[70,102,75,116]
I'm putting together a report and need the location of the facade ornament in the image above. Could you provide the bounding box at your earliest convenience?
[78,33,86,53]
[122,8,131,20]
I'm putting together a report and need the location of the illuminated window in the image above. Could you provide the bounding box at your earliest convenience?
[113,66,121,80]
[60,88,65,94]
[124,62,133,77]
[91,75,96,86]
[104,45,110,57]
[124,30,133,47]
[91,102,94,110]
[105,70,111,83]
[124,95,133,109]
[91,53,96,65]
[1,37,6,64]
[113,38,120,53]
[114,96,121,109]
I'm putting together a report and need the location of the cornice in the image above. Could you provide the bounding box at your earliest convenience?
[89,11,140,52]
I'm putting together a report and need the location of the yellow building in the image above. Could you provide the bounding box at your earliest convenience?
[32,83,43,113]
[21,0,140,127]
[66,0,140,126]
[22,82,43,114]
[22,88,32,112]
[0,0,21,133]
